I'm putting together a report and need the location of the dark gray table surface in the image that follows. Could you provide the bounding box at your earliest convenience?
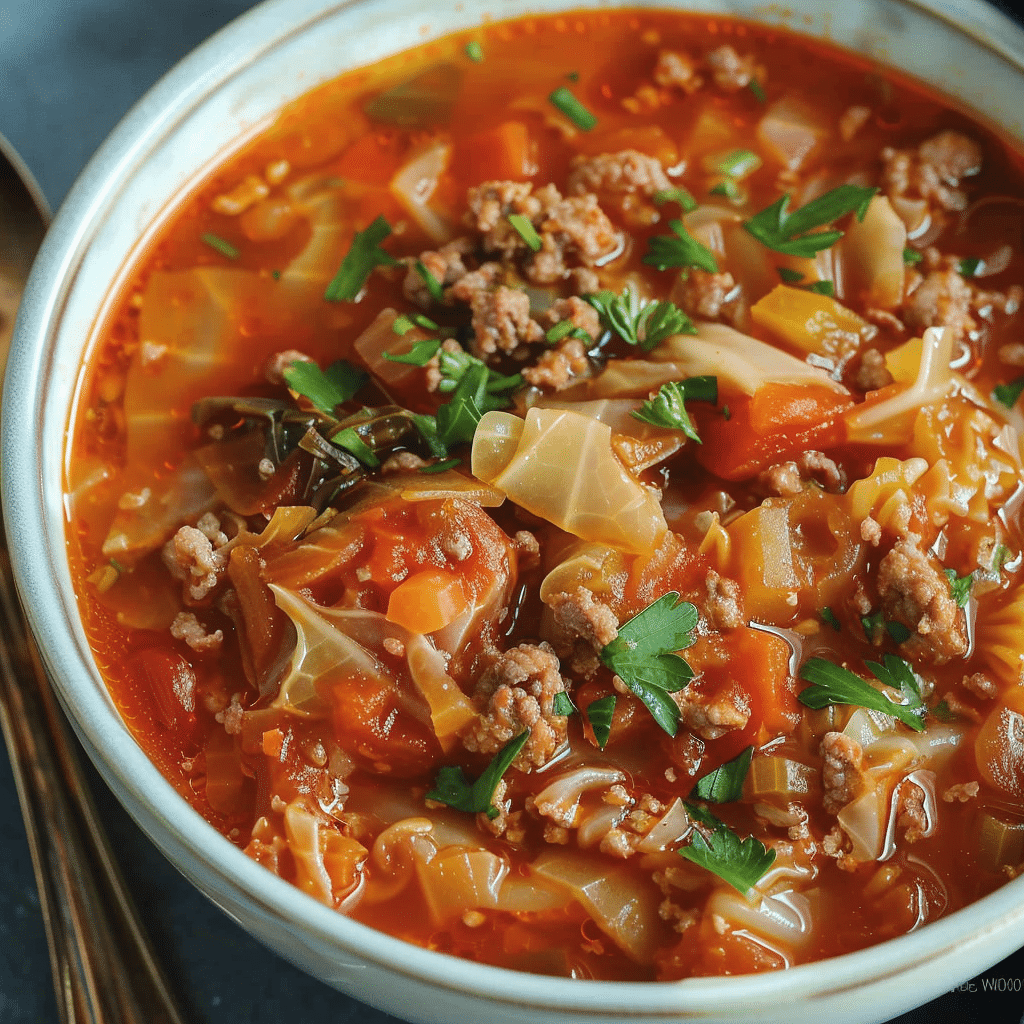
[3,1,1024,1021]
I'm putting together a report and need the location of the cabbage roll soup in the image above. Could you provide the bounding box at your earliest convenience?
[68,9,1024,979]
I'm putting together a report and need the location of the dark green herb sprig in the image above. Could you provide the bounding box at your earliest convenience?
[743,184,878,258]
[680,803,776,893]
[691,746,754,804]
[586,695,616,750]
[585,288,696,351]
[643,220,719,274]
[798,654,926,732]
[599,593,698,737]
[324,215,400,301]
[283,360,368,414]
[943,568,973,608]
[631,377,718,441]
[994,375,1024,408]
[426,731,528,818]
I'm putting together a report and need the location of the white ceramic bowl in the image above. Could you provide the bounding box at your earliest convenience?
[7,1,1024,1021]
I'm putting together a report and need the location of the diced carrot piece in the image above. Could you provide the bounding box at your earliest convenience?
[695,383,852,480]
[728,626,799,738]
[386,567,470,634]
[262,728,286,759]
[459,121,535,182]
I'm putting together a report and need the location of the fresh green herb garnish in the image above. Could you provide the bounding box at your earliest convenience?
[548,86,597,131]
[201,233,240,260]
[944,568,974,608]
[709,181,739,200]
[994,375,1024,408]
[798,654,926,732]
[545,319,591,344]
[586,288,696,351]
[507,213,543,252]
[748,78,766,103]
[777,267,804,284]
[599,593,698,737]
[885,621,912,644]
[332,427,380,468]
[861,609,883,640]
[426,731,528,818]
[692,746,754,803]
[566,70,580,83]
[271,269,281,280]
[653,186,698,212]
[414,259,446,303]
[324,215,399,301]
[722,405,731,421]
[903,247,923,265]
[553,692,577,717]
[710,149,762,179]
[643,219,720,274]
[631,377,718,441]
[383,338,444,366]
[743,184,878,258]
[283,360,367,413]
[392,312,439,335]
[418,457,462,474]
[958,256,984,278]
[586,695,616,750]
[994,544,1015,572]
[932,699,957,723]
[820,607,841,632]
[680,803,776,893]
[465,40,484,62]
[807,279,835,297]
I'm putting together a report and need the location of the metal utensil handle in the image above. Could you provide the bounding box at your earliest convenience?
[0,546,187,1024]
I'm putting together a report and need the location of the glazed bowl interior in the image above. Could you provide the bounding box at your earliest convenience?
[7,1,1024,1022]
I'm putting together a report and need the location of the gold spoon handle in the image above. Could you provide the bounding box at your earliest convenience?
[0,546,187,1024]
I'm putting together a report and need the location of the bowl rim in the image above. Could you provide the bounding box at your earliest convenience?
[7,0,1024,1017]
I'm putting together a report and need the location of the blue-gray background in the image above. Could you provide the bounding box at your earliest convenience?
[1,1,1024,1021]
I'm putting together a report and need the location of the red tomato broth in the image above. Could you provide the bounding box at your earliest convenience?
[65,8,1024,980]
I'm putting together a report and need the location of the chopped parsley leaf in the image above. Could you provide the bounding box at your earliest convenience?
[820,607,841,632]
[392,312,439,335]
[643,219,719,274]
[631,377,718,441]
[283,359,367,413]
[653,186,698,212]
[553,692,577,717]
[944,568,974,608]
[201,233,239,260]
[692,746,753,803]
[586,287,696,350]
[548,86,597,131]
[324,215,399,301]
[903,246,923,265]
[807,279,835,297]
[418,457,462,474]
[748,78,766,103]
[332,426,380,468]
[599,593,698,737]
[465,40,484,62]
[885,620,912,643]
[777,267,804,284]
[507,212,542,252]
[413,259,446,303]
[680,803,776,893]
[798,654,926,732]
[958,256,985,278]
[994,374,1024,408]
[545,319,591,344]
[743,184,878,258]
[383,338,443,366]
[586,695,616,750]
[426,731,528,818]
